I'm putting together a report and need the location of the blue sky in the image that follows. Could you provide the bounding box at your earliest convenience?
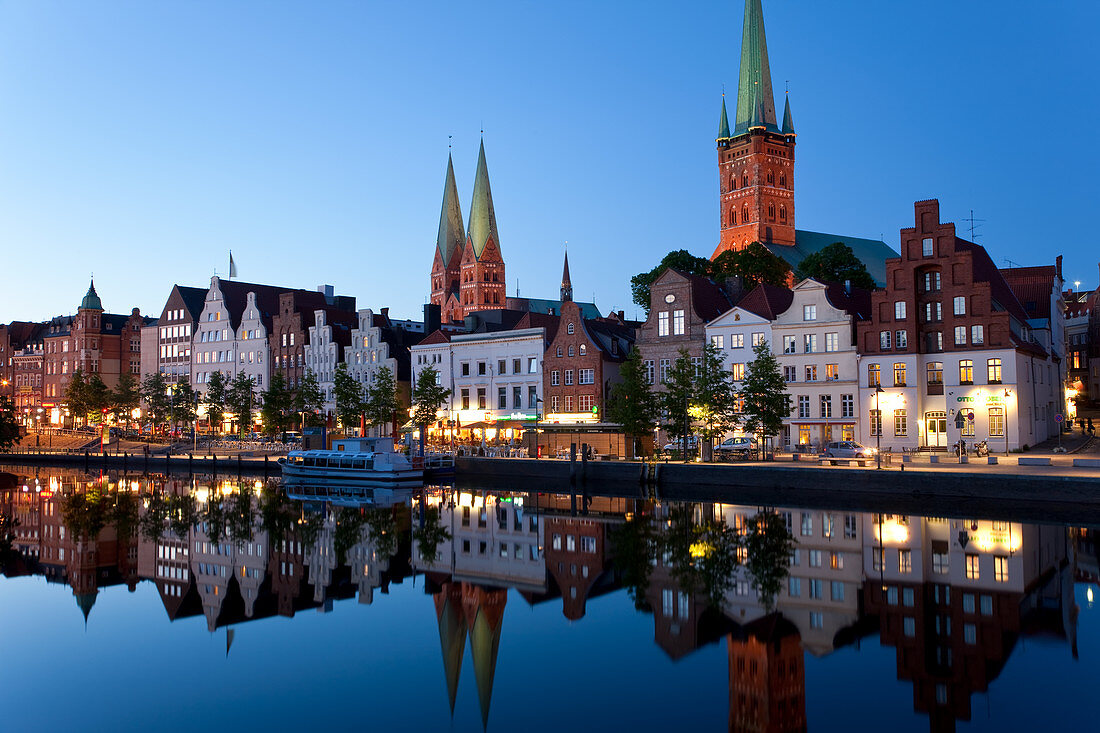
[1,0,1096,322]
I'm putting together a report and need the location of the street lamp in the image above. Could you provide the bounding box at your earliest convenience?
[1004,388,1012,455]
[875,385,885,470]
[533,397,543,460]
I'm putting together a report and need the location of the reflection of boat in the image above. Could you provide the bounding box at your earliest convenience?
[283,478,413,507]
[279,437,423,486]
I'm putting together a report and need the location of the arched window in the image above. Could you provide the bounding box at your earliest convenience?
[568,345,575,357]
[556,346,563,357]
[567,323,575,335]
[768,203,776,221]
[766,170,774,186]
[741,174,748,188]
[779,173,787,188]
[579,344,587,356]
[779,205,787,223]
[741,206,750,224]
[728,209,736,226]
[729,176,736,191]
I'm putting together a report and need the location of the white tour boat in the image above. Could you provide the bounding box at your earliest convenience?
[279,437,424,486]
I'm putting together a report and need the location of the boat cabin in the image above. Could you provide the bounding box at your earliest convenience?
[332,437,396,453]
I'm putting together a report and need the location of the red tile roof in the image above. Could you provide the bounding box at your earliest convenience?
[735,284,793,320]
[1000,265,1058,320]
[954,240,1030,322]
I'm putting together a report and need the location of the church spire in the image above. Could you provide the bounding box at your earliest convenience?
[718,94,731,139]
[560,251,573,302]
[781,92,795,135]
[466,139,500,261]
[733,0,777,134]
[80,278,103,311]
[436,154,465,264]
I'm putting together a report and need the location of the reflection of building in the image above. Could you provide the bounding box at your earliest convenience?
[862,514,1070,732]
[728,615,806,733]
[543,516,618,620]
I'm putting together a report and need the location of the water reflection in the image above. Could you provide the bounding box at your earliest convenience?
[0,466,1093,732]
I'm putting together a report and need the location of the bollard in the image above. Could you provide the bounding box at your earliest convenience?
[84,450,89,472]
[581,443,589,485]
[122,452,127,474]
[189,454,193,474]
[212,454,218,478]
[237,454,242,477]
[569,443,577,486]
[166,452,170,474]
[264,454,270,480]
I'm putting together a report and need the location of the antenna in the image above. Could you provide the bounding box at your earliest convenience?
[1003,257,1022,269]
[962,209,986,241]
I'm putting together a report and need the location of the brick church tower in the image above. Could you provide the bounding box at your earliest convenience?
[712,0,797,260]
[429,140,507,322]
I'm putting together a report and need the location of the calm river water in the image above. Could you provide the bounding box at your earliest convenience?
[1,465,1097,732]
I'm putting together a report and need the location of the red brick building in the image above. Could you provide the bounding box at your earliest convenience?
[543,516,615,620]
[430,142,506,323]
[543,254,636,423]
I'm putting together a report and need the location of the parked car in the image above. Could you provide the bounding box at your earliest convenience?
[714,437,759,459]
[822,441,875,458]
[661,437,699,453]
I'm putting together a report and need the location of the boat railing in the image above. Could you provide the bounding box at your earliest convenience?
[411,454,455,470]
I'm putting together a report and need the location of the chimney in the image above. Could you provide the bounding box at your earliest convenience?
[617,310,625,322]
[423,303,441,335]
[1056,255,1063,281]
[317,284,335,305]
[380,307,390,324]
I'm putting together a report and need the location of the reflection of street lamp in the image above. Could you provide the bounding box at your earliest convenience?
[874,386,884,470]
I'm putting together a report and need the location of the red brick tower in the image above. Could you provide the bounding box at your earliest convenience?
[458,140,506,318]
[713,0,797,259]
[430,154,466,324]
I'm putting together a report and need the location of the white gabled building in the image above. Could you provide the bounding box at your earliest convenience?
[706,284,793,439]
[344,308,419,436]
[303,309,356,418]
[774,279,870,451]
[192,277,277,394]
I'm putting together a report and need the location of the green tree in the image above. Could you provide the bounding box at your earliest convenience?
[65,368,90,423]
[0,510,19,565]
[794,241,876,291]
[658,348,697,459]
[226,372,256,437]
[260,371,293,437]
[605,349,658,458]
[610,512,658,610]
[738,341,790,456]
[413,503,452,564]
[662,505,742,609]
[111,372,140,426]
[411,365,450,428]
[295,369,325,427]
[141,371,171,432]
[631,249,713,312]
[169,381,197,428]
[204,370,228,432]
[711,242,792,289]
[364,366,401,436]
[743,509,796,613]
[84,375,112,423]
[694,341,739,455]
[0,396,20,452]
[332,362,364,432]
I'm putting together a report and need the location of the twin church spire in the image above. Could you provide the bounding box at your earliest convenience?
[430,140,506,323]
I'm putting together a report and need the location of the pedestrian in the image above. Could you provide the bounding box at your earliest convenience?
[1089,417,1095,436]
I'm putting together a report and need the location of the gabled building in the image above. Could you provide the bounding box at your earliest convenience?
[303,307,358,418]
[152,284,207,384]
[344,307,420,436]
[856,199,1061,452]
[712,0,898,284]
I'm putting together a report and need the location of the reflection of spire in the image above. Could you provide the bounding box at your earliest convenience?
[434,584,467,715]
[75,591,97,627]
[464,585,506,730]
[226,627,235,657]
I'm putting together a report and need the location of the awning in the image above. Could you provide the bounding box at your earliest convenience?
[491,419,536,429]
[462,421,489,430]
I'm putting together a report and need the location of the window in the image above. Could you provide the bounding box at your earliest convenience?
[959,359,973,384]
[788,577,801,597]
[581,536,596,553]
[477,362,487,376]
[578,369,594,385]
[731,333,744,348]
[894,301,907,319]
[933,551,949,573]
[964,624,977,645]
[528,357,537,374]
[568,345,575,357]
[880,330,892,349]
[903,587,915,607]
[804,334,817,353]
[805,365,817,381]
[498,386,507,408]
[513,386,522,409]
[672,310,685,335]
[528,386,538,409]
[783,335,797,354]
[498,359,507,375]
[965,554,980,579]
[809,579,822,599]
[922,237,934,256]
[476,388,486,410]
[953,296,966,316]
[868,363,881,387]
[803,305,817,321]
[461,362,470,376]
[461,388,470,410]
[551,370,560,386]
[903,617,916,637]
[924,301,943,322]
[731,363,745,381]
[513,358,521,374]
[954,326,967,346]
[564,370,573,386]
[926,330,943,352]
[971,325,984,345]
[895,330,907,348]
[567,322,575,335]
[830,551,844,570]
[994,555,1008,582]
[893,363,906,386]
[841,393,853,417]
[659,358,670,383]
[825,332,839,352]
[980,595,993,615]
[783,365,796,382]
[825,363,839,381]
[831,581,845,602]
[800,513,813,536]
[820,395,832,418]
[797,395,810,418]
[894,409,907,436]
[844,514,857,539]
[923,271,941,291]
[872,549,884,571]
[751,332,765,347]
[809,611,824,629]
[988,407,1005,437]
[927,362,943,385]
[898,549,912,573]
[643,360,655,384]
[987,358,1002,383]
[658,312,669,336]
[556,346,563,357]
[710,335,724,349]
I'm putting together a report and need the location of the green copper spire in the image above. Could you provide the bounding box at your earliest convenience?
[466,139,500,261]
[436,154,465,263]
[781,93,795,135]
[718,94,731,139]
[734,0,778,134]
[80,279,103,311]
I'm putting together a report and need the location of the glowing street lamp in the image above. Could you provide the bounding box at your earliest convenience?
[874,385,885,470]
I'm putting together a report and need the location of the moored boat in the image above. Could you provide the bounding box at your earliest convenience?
[278,437,423,486]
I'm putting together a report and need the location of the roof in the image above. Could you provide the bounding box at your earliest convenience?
[416,329,452,347]
[214,277,329,331]
[781,94,795,135]
[733,0,778,135]
[763,230,901,287]
[674,269,734,322]
[954,240,1030,323]
[515,311,561,343]
[466,140,499,260]
[823,282,873,320]
[436,154,465,264]
[717,95,731,139]
[735,283,793,320]
[5,321,45,348]
[506,296,601,319]
[176,285,208,322]
[582,317,636,362]
[1000,265,1058,320]
[80,280,102,311]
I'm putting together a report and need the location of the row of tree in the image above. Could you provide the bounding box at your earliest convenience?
[607,341,791,459]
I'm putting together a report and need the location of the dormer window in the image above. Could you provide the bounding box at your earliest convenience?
[567,323,575,335]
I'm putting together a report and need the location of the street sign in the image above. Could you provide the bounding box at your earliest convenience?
[967,411,975,422]
[1055,413,1063,423]
[954,412,966,429]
